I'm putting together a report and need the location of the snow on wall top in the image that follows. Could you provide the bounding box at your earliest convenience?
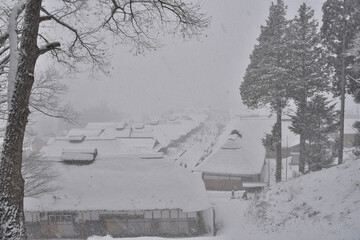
[24,157,210,212]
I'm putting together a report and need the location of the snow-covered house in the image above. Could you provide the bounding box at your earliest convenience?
[24,123,213,238]
[195,131,267,192]
[40,123,163,161]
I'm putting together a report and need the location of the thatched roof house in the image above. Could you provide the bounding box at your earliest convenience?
[195,118,272,192]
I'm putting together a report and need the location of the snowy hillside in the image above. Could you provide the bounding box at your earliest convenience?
[87,154,360,240]
[246,157,360,240]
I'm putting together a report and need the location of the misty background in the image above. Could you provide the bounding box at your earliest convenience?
[34,0,358,135]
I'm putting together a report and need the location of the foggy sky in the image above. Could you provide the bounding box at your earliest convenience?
[45,0,328,118]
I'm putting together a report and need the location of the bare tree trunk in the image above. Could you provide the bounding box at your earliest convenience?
[0,1,42,239]
[298,93,307,174]
[338,16,349,166]
[298,133,306,173]
[275,102,282,183]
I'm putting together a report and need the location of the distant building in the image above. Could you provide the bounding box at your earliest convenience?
[39,123,162,161]
[263,119,300,161]
[24,122,213,238]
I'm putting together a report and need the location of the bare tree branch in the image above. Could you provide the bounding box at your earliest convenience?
[40,7,108,71]
[39,15,52,22]
[38,41,61,56]
[29,67,79,123]
[22,150,59,198]
[99,0,210,53]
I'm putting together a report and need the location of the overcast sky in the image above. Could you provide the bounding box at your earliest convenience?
[45,0,328,118]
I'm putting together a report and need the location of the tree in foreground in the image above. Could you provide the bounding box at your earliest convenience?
[240,0,289,182]
[287,3,332,173]
[321,0,360,165]
[348,33,360,102]
[347,33,360,157]
[290,95,339,171]
[0,1,209,239]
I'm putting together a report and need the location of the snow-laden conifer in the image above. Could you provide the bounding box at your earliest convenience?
[287,3,334,173]
[240,0,289,182]
[321,0,360,164]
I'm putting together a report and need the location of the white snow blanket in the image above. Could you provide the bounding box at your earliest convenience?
[25,157,210,213]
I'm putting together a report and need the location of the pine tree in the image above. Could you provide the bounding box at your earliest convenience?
[348,33,360,104]
[287,3,332,173]
[321,0,360,164]
[240,0,289,182]
[290,95,339,171]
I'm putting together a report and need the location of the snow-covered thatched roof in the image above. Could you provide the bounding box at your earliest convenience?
[41,137,161,161]
[130,128,154,138]
[195,118,284,176]
[221,135,241,149]
[150,120,202,148]
[40,122,162,161]
[195,135,265,175]
[68,128,103,138]
[24,157,210,212]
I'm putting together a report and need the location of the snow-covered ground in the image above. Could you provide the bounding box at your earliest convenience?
[34,113,360,240]
[86,155,360,240]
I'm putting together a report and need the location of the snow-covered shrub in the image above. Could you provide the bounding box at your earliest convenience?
[246,193,270,231]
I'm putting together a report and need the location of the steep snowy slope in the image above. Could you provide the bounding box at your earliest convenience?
[246,156,360,240]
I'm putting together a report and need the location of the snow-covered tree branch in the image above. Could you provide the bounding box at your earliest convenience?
[0,1,209,239]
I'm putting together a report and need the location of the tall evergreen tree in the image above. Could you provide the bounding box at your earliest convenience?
[290,95,339,170]
[287,3,332,173]
[321,0,360,164]
[348,33,360,102]
[240,0,289,182]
